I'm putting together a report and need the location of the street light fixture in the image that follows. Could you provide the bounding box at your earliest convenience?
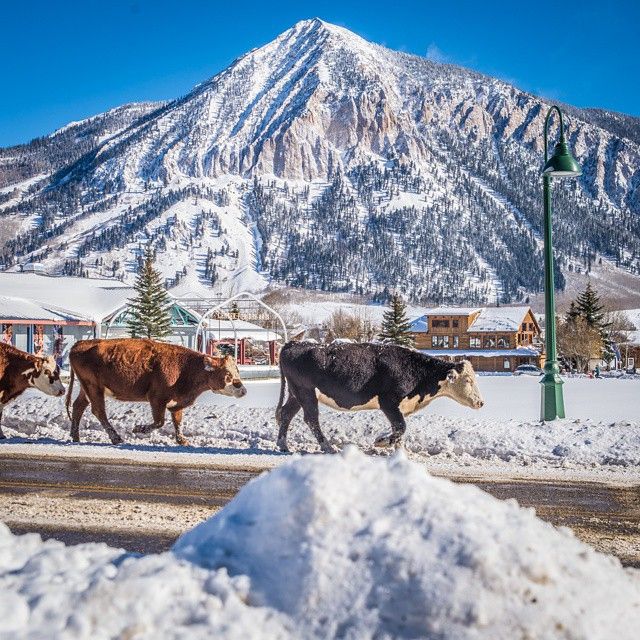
[540,105,582,421]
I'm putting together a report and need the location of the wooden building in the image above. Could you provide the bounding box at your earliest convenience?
[408,306,544,372]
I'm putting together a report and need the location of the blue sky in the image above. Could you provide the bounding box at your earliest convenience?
[1,0,638,147]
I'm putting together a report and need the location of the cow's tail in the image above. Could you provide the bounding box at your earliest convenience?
[65,366,75,420]
[275,366,287,425]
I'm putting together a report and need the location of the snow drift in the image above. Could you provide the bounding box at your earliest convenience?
[2,448,639,638]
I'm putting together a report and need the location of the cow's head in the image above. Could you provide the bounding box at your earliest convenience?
[204,355,247,398]
[439,360,484,409]
[27,355,65,397]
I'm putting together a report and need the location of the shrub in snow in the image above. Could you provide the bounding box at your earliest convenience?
[174,447,640,639]
[2,449,640,639]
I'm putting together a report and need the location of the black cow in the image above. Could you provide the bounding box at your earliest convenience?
[275,341,484,452]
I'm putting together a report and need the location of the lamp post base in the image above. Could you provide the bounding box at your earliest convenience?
[540,367,565,421]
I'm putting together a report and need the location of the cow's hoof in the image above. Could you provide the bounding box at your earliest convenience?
[277,438,290,453]
[110,433,124,445]
[320,442,338,454]
[374,434,393,448]
[176,437,191,447]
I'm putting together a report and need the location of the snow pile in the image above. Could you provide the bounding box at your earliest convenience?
[2,449,640,638]
[175,448,640,638]
[0,524,291,639]
[3,379,639,477]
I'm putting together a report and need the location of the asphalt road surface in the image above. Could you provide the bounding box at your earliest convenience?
[1,454,638,565]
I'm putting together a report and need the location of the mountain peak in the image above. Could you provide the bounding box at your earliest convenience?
[275,17,375,57]
[2,19,639,303]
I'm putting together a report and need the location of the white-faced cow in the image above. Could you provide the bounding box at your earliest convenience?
[275,341,484,453]
[0,343,65,438]
[66,338,247,445]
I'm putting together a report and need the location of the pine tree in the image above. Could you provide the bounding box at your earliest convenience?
[379,294,414,347]
[573,281,613,361]
[126,247,173,339]
[575,281,607,328]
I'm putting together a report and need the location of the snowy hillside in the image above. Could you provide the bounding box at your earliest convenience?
[1,19,639,302]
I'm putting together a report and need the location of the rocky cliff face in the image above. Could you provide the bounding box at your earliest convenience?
[1,19,639,303]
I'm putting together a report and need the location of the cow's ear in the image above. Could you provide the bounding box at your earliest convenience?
[33,358,43,373]
[204,357,216,372]
[446,369,459,384]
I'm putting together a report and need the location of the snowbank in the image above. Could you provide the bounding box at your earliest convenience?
[0,525,291,639]
[2,381,639,480]
[2,449,639,638]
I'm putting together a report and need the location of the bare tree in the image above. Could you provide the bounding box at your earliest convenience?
[557,316,603,372]
[324,309,364,341]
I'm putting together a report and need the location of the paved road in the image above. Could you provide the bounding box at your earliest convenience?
[1,455,638,564]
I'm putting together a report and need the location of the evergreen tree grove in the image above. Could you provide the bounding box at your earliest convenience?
[378,294,414,347]
[126,248,173,339]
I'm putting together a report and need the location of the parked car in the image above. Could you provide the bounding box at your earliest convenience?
[513,364,543,376]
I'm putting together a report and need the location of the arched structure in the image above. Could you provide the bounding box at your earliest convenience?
[195,291,288,363]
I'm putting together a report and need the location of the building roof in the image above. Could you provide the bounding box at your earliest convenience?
[420,347,541,358]
[422,307,481,316]
[203,318,282,341]
[468,307,531,333]
[0,273,134,322]
[0,296,86,323]
[409,315,429,332]
[619,309,640,346]
[409,306,534,334]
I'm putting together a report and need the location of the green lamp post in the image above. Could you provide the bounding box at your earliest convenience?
[540,105,582,421]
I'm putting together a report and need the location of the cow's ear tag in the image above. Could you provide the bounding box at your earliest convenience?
[446,370,458,384]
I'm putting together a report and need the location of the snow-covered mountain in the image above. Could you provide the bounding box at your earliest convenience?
[1,18,639,303]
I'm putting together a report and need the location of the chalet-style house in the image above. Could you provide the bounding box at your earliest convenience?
[408,306,544,372]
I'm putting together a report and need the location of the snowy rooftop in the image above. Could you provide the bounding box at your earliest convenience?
[0,273,134,322]
[622,309,640,345]
[409,315,428,332]
[0,296,87,323]
[423,306,481,316]
[468,306,531,332]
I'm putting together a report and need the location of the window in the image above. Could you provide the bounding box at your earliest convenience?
[453,335,459,348]
[470,337,481,348]
[431,335,449,348]
[1,324,13,346]
[432,319,450,328]
[497,336,509,348]
[452,319,459,329]
[503,359,511,370]
[484,336,496,348]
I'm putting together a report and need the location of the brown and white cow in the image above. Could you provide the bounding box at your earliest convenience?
[66,338,247,445]
[276,341,484,452]
[0,343,65,438]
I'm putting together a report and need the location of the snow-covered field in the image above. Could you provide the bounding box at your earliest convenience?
[1,449,639,639]
[1,376,639,481]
